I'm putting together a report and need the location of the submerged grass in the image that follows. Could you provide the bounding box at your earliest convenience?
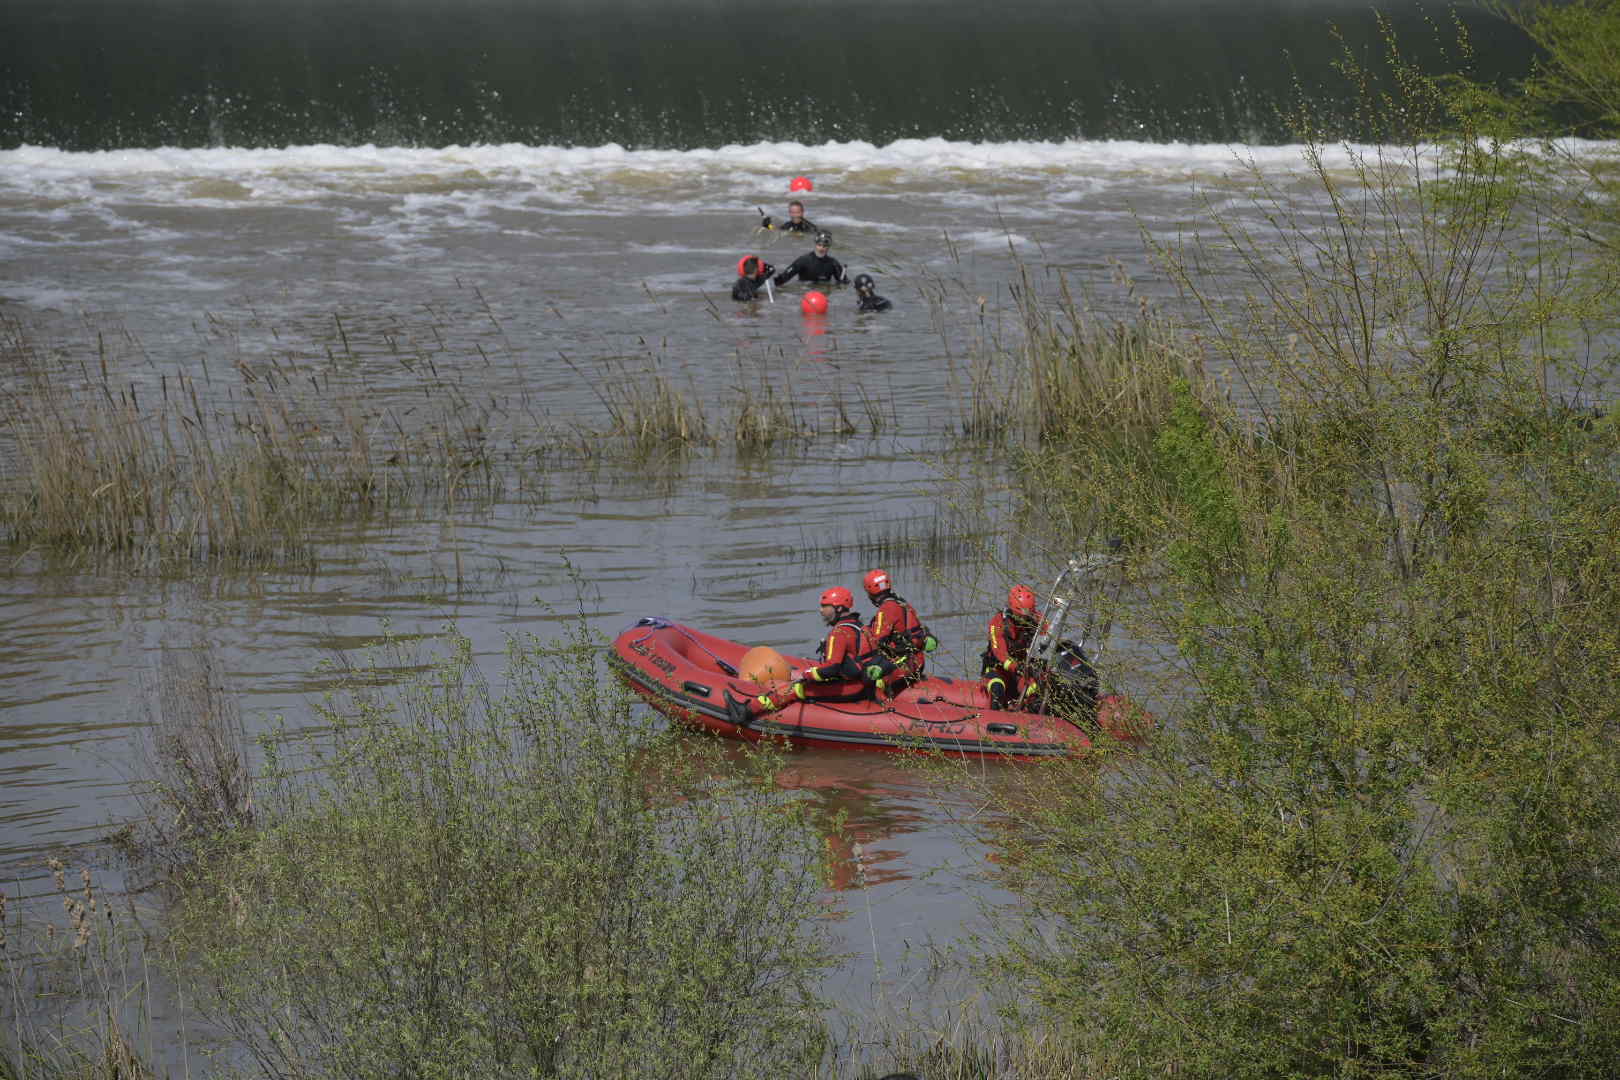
[0,265,1199,573]
[0,314,910,570]
[0,313,507,568]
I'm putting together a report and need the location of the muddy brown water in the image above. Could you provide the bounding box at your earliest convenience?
[0,139,1338,1028]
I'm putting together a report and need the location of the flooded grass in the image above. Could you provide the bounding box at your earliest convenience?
[947,264,1209,452]
[570,356,711,456]
[1,862,166,1080]
[0,314,911,569]
[1,271,1204,572]
[789,508,999,571]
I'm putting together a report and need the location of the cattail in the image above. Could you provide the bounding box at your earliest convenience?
[1,887,8,950]
[62,897,91,948]
[49,857,65,892]
[81,866,92,903]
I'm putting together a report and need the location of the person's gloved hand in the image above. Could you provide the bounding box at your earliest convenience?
[760,216,774,229]
[923,635,939,653]
[865,664,885,681]
[761,263,775,277]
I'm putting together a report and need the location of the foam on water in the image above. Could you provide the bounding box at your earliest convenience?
[1,137,1351,195]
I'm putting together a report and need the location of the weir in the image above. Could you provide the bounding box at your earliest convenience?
[3,0,1533,150]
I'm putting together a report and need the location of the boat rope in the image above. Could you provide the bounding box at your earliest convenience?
[623,616,739,677]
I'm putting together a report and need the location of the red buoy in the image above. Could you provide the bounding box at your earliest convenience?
[801,291,828,315]
[789,175,814,192]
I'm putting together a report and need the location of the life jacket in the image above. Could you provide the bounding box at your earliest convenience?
[865,592,929,662]
[809,616,875,682]
[981,609,1036,673]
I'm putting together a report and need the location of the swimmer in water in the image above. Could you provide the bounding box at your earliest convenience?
[773,231,848,286]
[853,273,891,312]
[731,255,776,301]
[759,199,817,234]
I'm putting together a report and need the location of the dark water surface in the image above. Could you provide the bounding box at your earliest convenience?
[4,0,1533,149]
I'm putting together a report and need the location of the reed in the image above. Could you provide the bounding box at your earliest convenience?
[126,643,256,880]
[2,316,927,569]
[1,865,163,1080]
[576,357,712,455]
[730,357,818,452]
[1025,299,1203,454]
[0,313,517,568]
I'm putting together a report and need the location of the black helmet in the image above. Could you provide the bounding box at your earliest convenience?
[814,230,833,246]
[853,273,876,295]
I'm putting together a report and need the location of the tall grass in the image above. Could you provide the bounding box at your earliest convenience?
[125,644,256,881]
[0,315,922,568]
[0,313,504,567]
[950,264,1210,460]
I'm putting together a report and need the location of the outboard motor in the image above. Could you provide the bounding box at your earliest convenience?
[1023,544,1120,724]
[1040,639,1101,724]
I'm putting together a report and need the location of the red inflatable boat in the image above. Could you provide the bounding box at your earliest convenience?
[608,616,1134,758]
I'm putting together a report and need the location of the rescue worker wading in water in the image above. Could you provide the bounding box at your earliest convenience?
[724,586,876,725]
[859,569,936,697]
[981,584,1041,710]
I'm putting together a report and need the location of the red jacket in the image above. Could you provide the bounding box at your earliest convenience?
[804,617,875,684]
[867,593,927,659]
[983,609,1037,674]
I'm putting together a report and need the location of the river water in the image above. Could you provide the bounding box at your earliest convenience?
[1,0,1536,1045]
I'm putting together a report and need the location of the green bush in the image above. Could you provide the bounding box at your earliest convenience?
[171,629,833,1079]
[978,22,1620,1078]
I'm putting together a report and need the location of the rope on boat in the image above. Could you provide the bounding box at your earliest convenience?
[623,616,739,677]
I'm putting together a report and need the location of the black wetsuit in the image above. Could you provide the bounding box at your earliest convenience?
[774,252,848,286]
[732,265,774,301]
[857,293,892,312]
[764,215,818,233]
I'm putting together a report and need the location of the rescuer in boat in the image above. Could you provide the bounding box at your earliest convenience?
[981,584,1042,710]
[759,199,817,234]
[853,273,891,312]
[773,231,849,287]
[724,586,876,725]
[731,255,776,301]
[859,569,935,697]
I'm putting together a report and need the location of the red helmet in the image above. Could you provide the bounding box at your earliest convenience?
[862,569,891,596]
[737,254,762,278]
[1007,585,1038,617]
[819,586,854,609]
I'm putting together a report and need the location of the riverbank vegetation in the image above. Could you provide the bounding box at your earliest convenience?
[963,12,1620,1078]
